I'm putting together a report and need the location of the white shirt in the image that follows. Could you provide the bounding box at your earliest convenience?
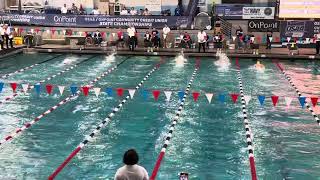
[61,6,68,14]
[114,165,149,180]
[130,10,137,15]
[127,27,136,37]
[163,27,170,35]
[92,9,100,15]
[120,10,128,15]
[0,27,4,35]
[197,31,207,43]
[6,28,13,38]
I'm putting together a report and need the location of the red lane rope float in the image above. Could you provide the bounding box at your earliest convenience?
[0,57,128,147]
[48,60,164,180]
[274,61,320,125]
[0,54,64,79]
[150,62,200,180]
[235,58,258,180]
[0,55,97,105]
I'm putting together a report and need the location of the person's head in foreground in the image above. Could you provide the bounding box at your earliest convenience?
[114,149,149,180]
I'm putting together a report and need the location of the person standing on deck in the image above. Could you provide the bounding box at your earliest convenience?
[162,24,170,48]
[127,25,136,51]
[266,31,273,50]
[315,32,320,55]
[0,24,5,49]
[198,29,207,53]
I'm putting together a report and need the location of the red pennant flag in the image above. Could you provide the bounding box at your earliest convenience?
[256,36,261,42]
[19,28,24,33]
[152,90,161,101]
[45,84,53,95]
[116,88,124,97]
[192,92,200,102]
[101,32,106,38]
[271,96,279,107]
[230,94,239,103]
[51,29,56,34]
[294,37,298,42]
[35,28,40,33]
[10,83,18,92]
[275,37,280,42]
[311,97,319,107]
[82,86,90,96]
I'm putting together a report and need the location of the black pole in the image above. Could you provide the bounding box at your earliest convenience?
[18,0,22,14]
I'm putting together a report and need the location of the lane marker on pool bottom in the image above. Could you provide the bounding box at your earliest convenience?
[0,55,98,105]
[274,61,320,125]
[235,58,257,180]
[0,54,65,79]
[0,57,129,148]
[150,61,200,180]
[48,59,164,180]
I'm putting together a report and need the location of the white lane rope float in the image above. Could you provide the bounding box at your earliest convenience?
[0,54,65,79]
[48,59,164,180]
[235,58,257,180]
[150,62,200,180]
[274,61,320,125]
[0,55,98,105]
[0,57,129,148]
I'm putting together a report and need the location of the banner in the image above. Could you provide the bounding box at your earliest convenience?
[248,20,279,32]
[279,0,320,19]
[242,7,275,19]
[0,14,189,28]
[216,5,244,19]
[145,0,162,12]
[280,21,315,38]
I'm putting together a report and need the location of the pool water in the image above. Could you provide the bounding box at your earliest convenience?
[0,53,319,180]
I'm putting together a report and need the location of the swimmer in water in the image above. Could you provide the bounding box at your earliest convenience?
[254,60,265,71]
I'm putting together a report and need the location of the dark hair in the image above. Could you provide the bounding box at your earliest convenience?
[123,149,139,165]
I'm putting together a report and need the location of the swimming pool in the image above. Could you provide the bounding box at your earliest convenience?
[0,53,319,179]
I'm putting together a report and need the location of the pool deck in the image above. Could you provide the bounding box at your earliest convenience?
[0,46,25,59]
[5,44,320,60]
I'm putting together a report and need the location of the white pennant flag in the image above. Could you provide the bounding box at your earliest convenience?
[287,37,291,42]
[269,37,273,42]
[244,95,252,105]
[285,97,293,107]
[250,37,255,42]
[306,38,310,43]
[79,31,83,36]
[93,88,101,97]
[62,30,66,35]
[58,86,65,95]
[128,89,136,99]
[112,33,116,37]
[22,84,29,93]
[46,29,50,34]
[205,93,213,103]
[30,29,34,33]
[164,91,172,102]
[232,36,236,41]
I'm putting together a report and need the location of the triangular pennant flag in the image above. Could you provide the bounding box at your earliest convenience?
[230,93,239,103]
[70,85,78,95]
[93,88,101,97]
[152,90,161,101]
[298,96,306,108]
[232,36,236,41]
[51,29,56,34]
[46,29,50,34]
[142,89,149,100]
[285,97,293,107]
[192,92,200,102]
[30,29,34,33]
[250,37,255,42]
[34,83,41,94]
[271,96,279,107]
[58,86,65,95]
[35,28,40,33]
[0,82,3,93]
[106,88,113,96]
[306,38,310,43]
[164,91,172,102]
[22,84,29,93]
[41,28,45,33]
[62,30,66,35]
[10,83,18,93]
[287,37,291,42]
[219,94,225,103]
[46,84,53,95]
[82,86,90,96]
[178,91,185,101]
[79,31,83,36]
[57,29,61,35]
[275,37,280,42]
[281,37,285,43]
[205,93,213,103]
[311,97,319,107]
[116,88,124,97]
[269,37,273,42]
[244,95,251,105]
[128,89,136,99]
[258,95,265,106]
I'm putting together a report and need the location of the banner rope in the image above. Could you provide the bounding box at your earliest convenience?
[48,59,164,180]
[274,61,320,125]
[0,56,129,148]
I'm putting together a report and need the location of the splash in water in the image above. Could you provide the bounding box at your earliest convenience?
[175,52,187,67]
[105,53,116,63]
[252,60,265,73]
[61,56,77,66]
[214,52,230,71]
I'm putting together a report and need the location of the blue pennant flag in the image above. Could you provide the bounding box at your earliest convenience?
[141,89,149,100]
[262,36,267,43]
[106,88,113,96]
[0,82,3,93]
[178,91,185,101]
[258,95,265,106]
[281,37,286,43]
[298,96,306,108]
[299,37,303,42]
[218,94,225,103]
[70,85,77,95]
[34,83,41,94]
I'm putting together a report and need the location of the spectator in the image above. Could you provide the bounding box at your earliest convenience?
[0,33,3,50]
[92,7,100,15]
[182,31,191,48]
[144,30,152,52]
[174,5,182,16]
[235,26,243,50]
[162,24,170,48]
[93,30,103,45]
[120,7,128,15]
[114,149,149,180]
[6,25,13,48]
[127,25,136,51]
[117,28,125,48]
[139,9,144,15]
[143,8,151,15]
[266,31,272,50]
[315,32,320,55]
[61,4,68,14]
[3,24,9,49]
[71,3,78,14]
[130,7,137,15]
[198,29,207,53]
[79,4,85,14]
[151,28,160,48]
[0,24,4,49]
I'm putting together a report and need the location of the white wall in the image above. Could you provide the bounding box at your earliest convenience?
[20,0,94,8]
[0,0,5,10]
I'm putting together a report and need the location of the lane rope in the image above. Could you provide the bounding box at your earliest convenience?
[0,56,129,148]
[48,59,164,180]
[150,60,200,180]
[0,55,98,105]
[235,58,258,180]
[274,61,320,125]
[0,54,65,79]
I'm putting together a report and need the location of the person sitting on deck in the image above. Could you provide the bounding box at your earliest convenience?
[93,30,103,45]
[114,149,149,180]
[182,32,191,48]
